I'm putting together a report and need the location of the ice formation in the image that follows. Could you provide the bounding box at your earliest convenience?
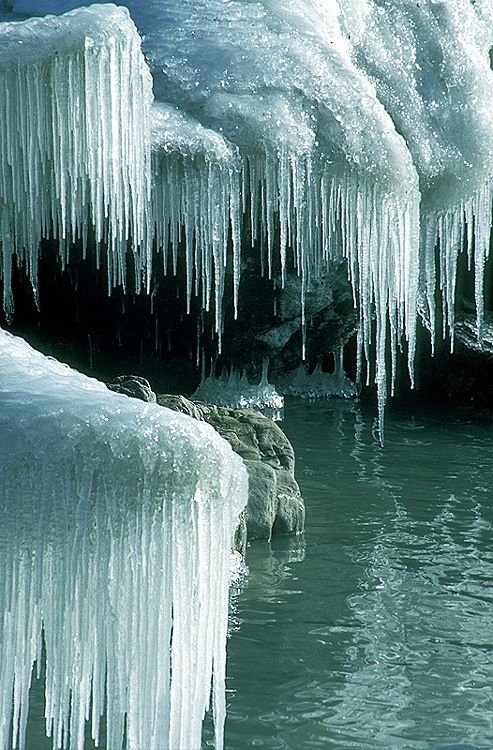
[193,359,284,420]
[278,349,358,401]
[117,0,422,424]
[2,0,493,424]
[150,103,242,335]
[0,5,153,318]
[0,328,248,750]
[343,0,493,349]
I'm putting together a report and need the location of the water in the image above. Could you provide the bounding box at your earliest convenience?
[19,399,493,749]
[224,399,493,750]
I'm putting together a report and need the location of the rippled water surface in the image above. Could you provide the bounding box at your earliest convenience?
[223,400,493,750]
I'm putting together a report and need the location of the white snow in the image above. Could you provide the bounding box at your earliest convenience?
[0,328,248,750]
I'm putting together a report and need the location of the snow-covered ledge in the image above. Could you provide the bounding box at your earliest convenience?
[0,329,248,750]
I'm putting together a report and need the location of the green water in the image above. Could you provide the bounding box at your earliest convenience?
[22,399,493,749]
[224,399,493,750]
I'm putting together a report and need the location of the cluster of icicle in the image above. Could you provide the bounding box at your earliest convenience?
[278,348,358,401]
[150,103,242,342]
[0,328,248,750]
[2,0,493,433]
[193,358,284,420]
[0,5,153,318]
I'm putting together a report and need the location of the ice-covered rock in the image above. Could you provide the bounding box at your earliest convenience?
[278,354,358,401]
[106,374,157,403]
[157,394,305,542]
[193,360,285,421]
[0,329,247,750]
[456,311,493,357]
[251,263,357,374]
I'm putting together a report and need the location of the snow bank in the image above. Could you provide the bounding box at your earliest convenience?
[0,329,247,750]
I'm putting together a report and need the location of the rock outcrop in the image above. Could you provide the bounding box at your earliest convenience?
[157,394,305,544]
[107,375,157,403]
[220,259,357,377]
[104,376,305,545]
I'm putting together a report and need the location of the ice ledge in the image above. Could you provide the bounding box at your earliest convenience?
[0,4,136,62]
[0,329,248,750]
[0,4,153,316]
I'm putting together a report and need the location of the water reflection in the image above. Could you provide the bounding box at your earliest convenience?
[336,494,493,748]
[225,400,493,750]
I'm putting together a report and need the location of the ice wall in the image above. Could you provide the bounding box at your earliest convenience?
[0,5,153,318]
[2,1,493,424]
[0,329,248,750]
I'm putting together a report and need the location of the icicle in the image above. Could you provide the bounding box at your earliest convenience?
[193,362,284,419]
[277,350,357,401]
[420,179,493,353]
[4,0,493,433]
[0,328,247,750]
[150,103,241,337]
[0,223,13,321]
[471,181,493,344]
[0,6,153,315]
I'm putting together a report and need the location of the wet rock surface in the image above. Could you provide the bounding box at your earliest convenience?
[220,259,357,377]
[107,375,157,402]
[157,395,305,543]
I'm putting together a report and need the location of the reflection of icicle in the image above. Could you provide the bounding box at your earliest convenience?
[332,494,493,748]
[193,362,284,420]
[0,6,153,307]
[0,329,247,750]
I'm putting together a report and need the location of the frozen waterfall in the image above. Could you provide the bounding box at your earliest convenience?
[1,1,493,419]
[0,329,248,750]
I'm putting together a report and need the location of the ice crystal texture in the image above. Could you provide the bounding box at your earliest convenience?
[2,0,493,412]
[193,360,284,419]
[0,329,248,750]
